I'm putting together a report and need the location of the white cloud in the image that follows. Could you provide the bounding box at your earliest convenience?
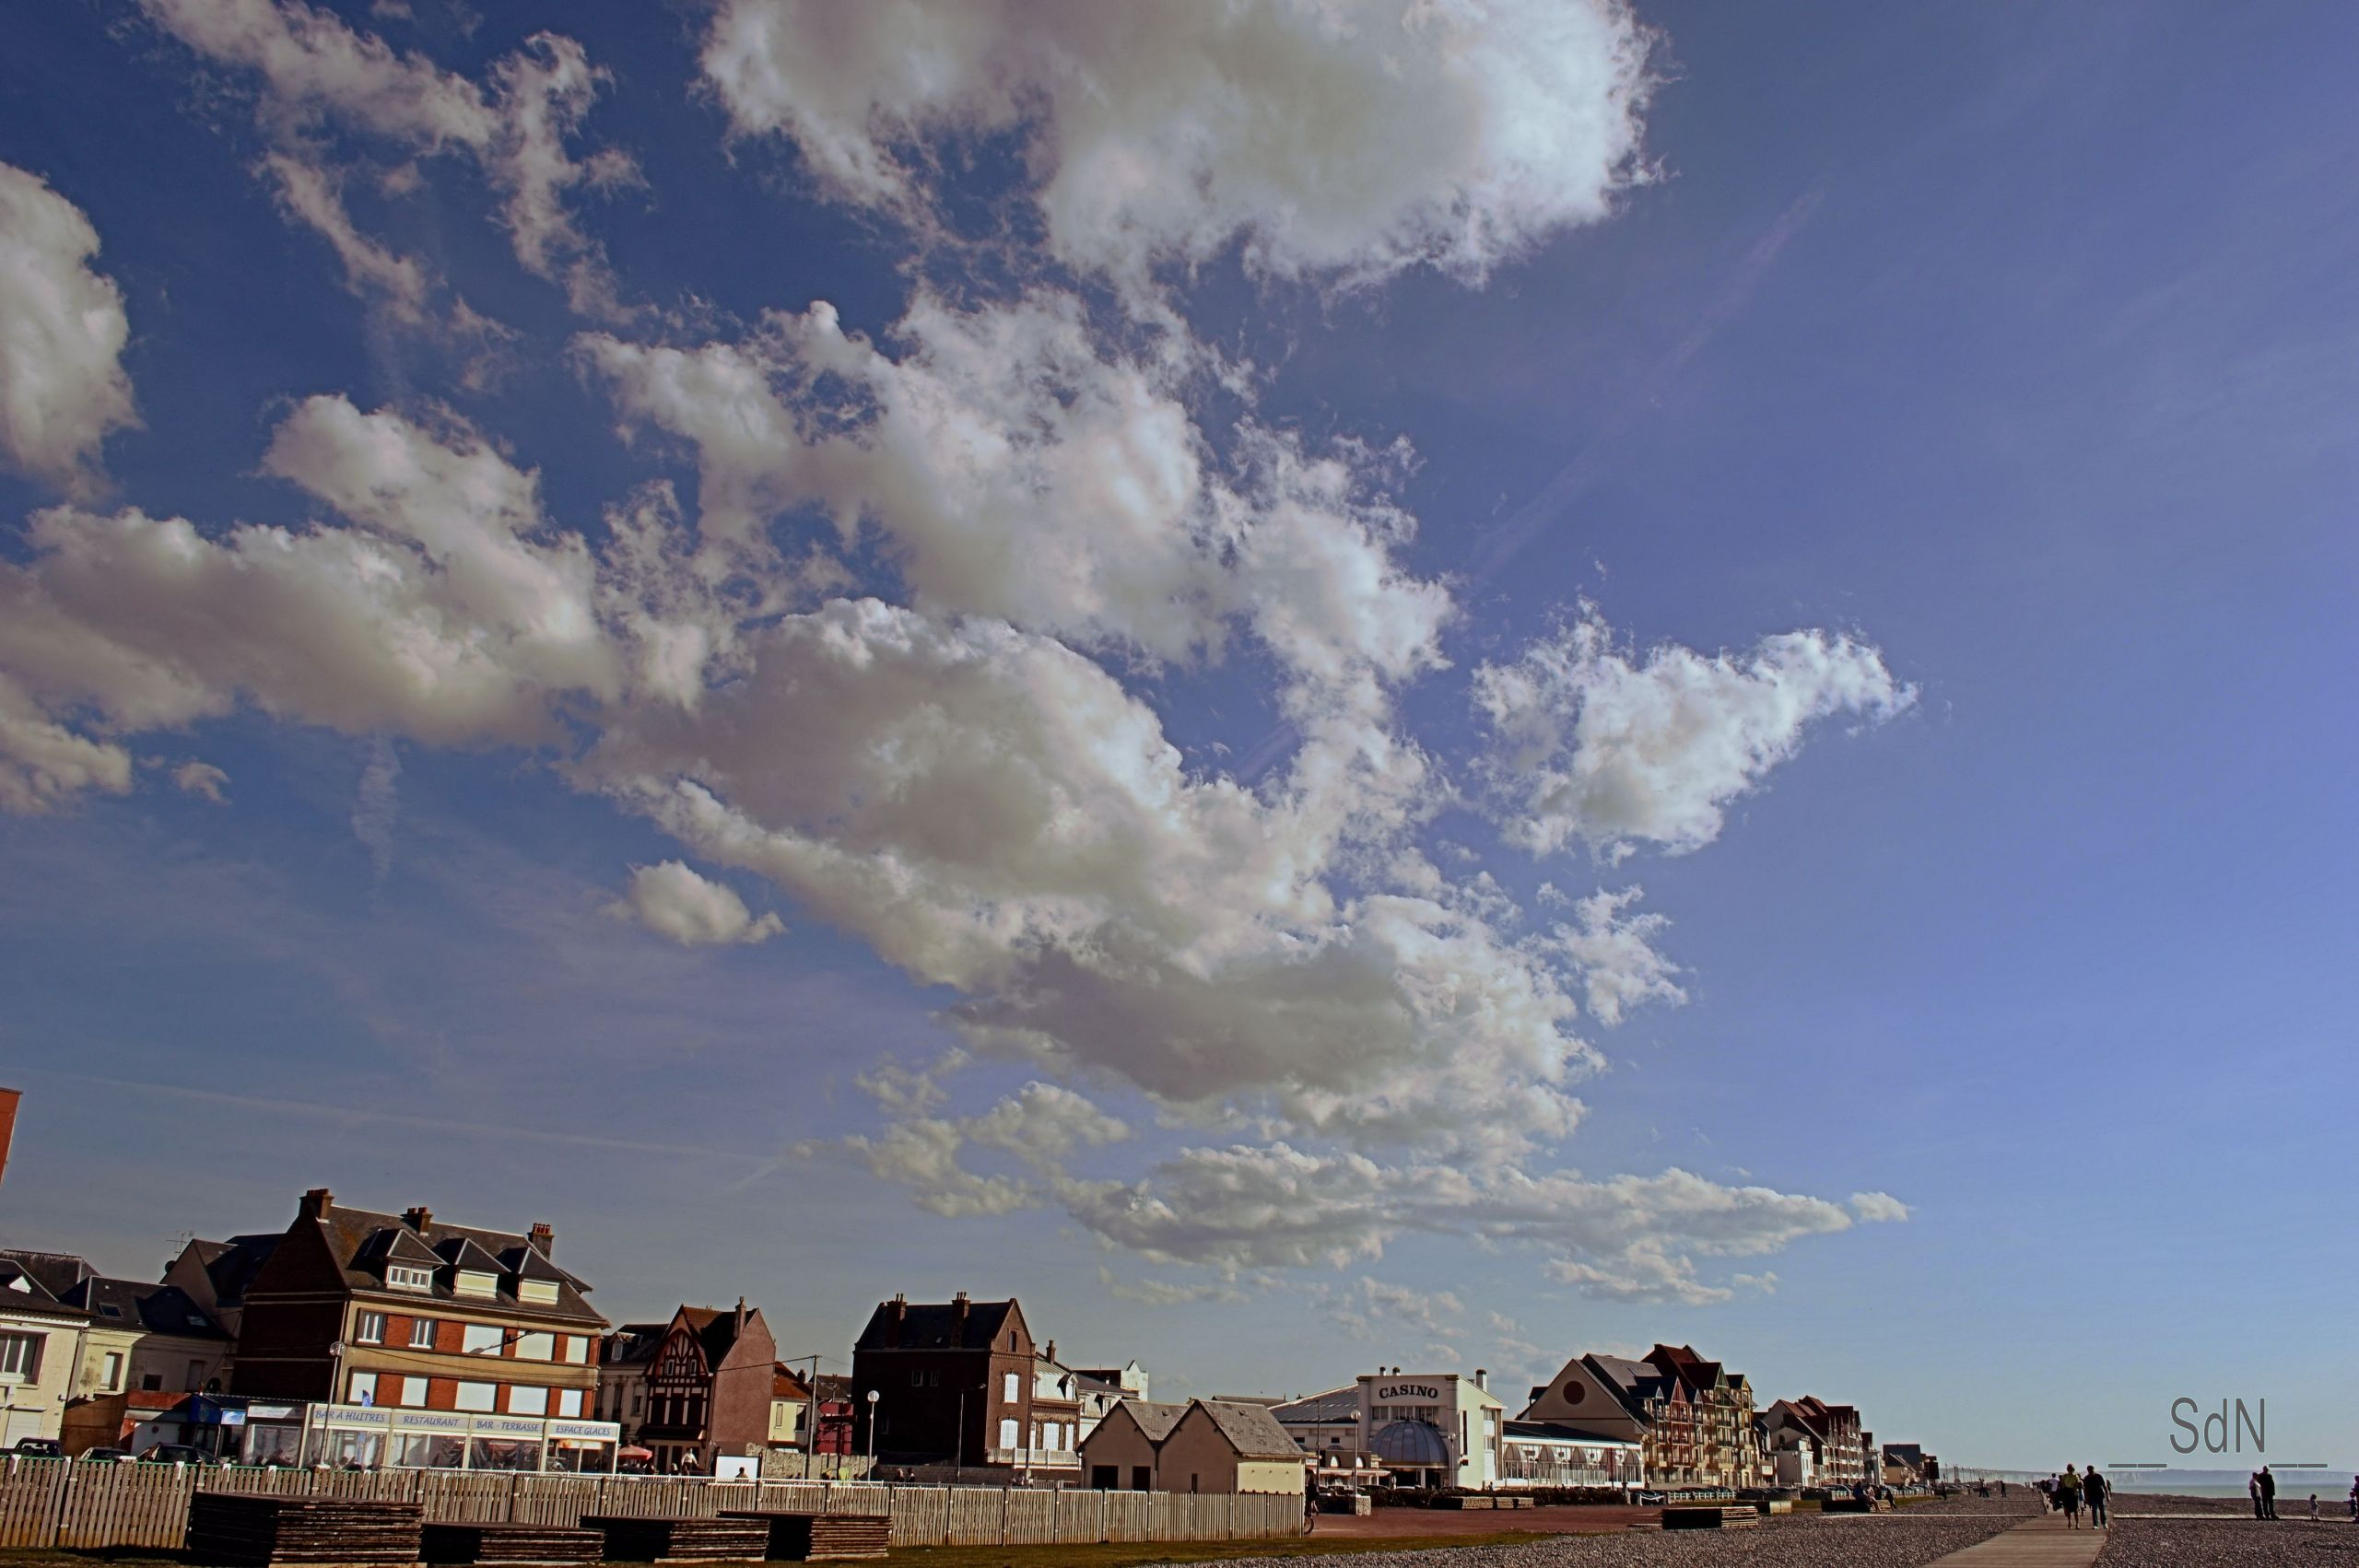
[701,0,1656,289]
[0,674,134,813]
[170,759,230,804]
[1049,1141,1858,1298]
[611,860,782,947]
[1545,884,1685,1026]
[140,1,635,321]
[1097,1267,1246,1307]
[0,164,139,496]
[261,150,431,322]
[579,292,1450,686]
[1474,605,1914,859]
[1850,1190,1910,1223]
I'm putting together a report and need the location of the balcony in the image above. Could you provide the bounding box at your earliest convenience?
[985,1448,1080,1469]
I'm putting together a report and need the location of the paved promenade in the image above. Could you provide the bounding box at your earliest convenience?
[1921,1513,2104,1566]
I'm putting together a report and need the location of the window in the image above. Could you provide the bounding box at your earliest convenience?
[387,1265,434,1293]
[463,1324,505,1356]
[910,1368,926,1387]
[514,1331,554,1362]
[560,1336,589,1364]
[455,1270,498,1299]
[100,1351,124,1392]
[1003,1373,1018,1403]
[557,1388,583,1418]
[354,1311,387,1344]
[455,1381,498,1412]
[518,1279,559,1305]
[510,1385,548,1416]
[397,1376,428,1408]
[998,1418,1018,1450]
[186,1359,206,1390]
[140,1372,162,1393]
[347,1371,379,1406]
[410,1318,438,1349]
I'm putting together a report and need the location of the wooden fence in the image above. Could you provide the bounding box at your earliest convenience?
[0,1457,1305,1551]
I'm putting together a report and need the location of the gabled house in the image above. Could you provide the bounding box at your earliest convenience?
[596,1322,667,1442]
[163,1234,281,1354]
[1078,1398,1307,1495]
[633,1300,778,1473]
[850,1292,1042,1469]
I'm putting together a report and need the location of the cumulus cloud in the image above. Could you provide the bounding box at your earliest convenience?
[140,0,636,321]
[0,164,139,496]
[1474,605,1914,859]
[701,0,1656,288]
[579,291,1450,686]
[1850,1191,1910,1223]
[611,860,783,947]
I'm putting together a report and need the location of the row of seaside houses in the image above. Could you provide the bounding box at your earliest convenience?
[3,1182,1932,1493]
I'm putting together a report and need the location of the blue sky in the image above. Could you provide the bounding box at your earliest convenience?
[2,1,2353,1471]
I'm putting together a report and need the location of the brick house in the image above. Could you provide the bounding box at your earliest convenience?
[229,1189,605,1434]
[850,1292,1041,1468]
[631,1300,777,1473]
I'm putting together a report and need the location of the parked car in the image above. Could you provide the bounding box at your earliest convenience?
[79,1446,133,1462]
[138,1444,220,1467]
[10,1437,64,1457]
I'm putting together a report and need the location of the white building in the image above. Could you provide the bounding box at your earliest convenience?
[1275,1370,1505,1490]
[1,1258,90,1447]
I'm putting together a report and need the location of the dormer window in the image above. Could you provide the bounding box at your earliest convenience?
[517,1278,559,1305]
[387,1265,434,1293]
[454,1270,497,1299]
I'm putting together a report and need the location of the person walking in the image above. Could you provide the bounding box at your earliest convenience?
[2259,1464,2278,1520]
[2347,1474,2357,1520]
[1302,1469,1318,1535]
[2250,1470,2264,1519]
[2083,1465,2107,1528]
[2057,1466,2083,1528]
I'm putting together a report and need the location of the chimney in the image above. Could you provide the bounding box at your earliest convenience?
[299,1187,334,1221]
[1044,1340,1056,1364]
[528,1221,554,1257]
[1474,1368,1488,1391]
[952,1290,969,1343]
[888,1293,906,1347]
[404,1205,432,1233]
[735,1296,747,1333]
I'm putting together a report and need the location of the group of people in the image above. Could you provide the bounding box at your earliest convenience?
[2036,1465,2109,1528]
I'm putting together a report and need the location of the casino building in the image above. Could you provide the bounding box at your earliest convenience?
[1274,1370,1505,1490]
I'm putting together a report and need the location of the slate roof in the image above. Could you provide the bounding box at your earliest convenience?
[603,1323,668,1367]
[676,1305,757,1368]
[0,1257,90,1318]
[185,1235,281,1308]
[853,1296,1019,1351]
[1193,1399,1303,1460]
[1584,1354,1680,1423]
[299,1203,600,1325]
[0,1249,95,1297]
[1271,1386,1360,1423]
[62,1277,229,1340]
[1112,1399,1190,1443]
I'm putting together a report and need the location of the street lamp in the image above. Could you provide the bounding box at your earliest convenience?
[864,1388,880,1463]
